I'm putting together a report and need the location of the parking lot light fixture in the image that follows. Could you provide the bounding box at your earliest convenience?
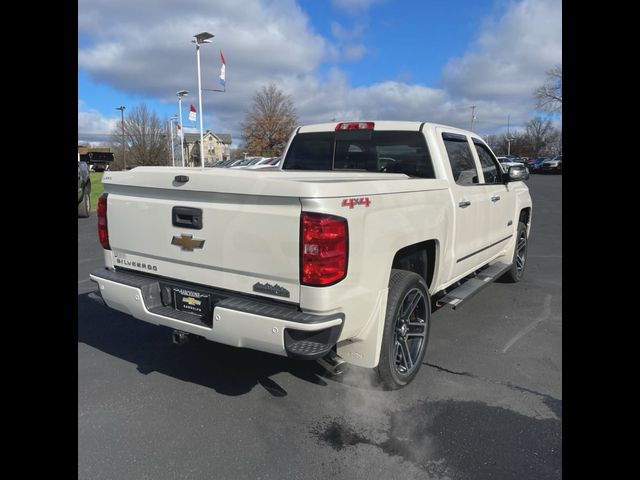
[192,32,214,168]
[115,106,126,170]
[169,115,178,166]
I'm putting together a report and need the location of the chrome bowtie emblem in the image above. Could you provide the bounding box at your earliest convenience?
[171,234,205,251]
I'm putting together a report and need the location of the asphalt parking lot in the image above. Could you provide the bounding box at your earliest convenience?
[78,173,562,480]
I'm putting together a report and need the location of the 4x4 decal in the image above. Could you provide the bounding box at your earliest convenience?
[342,197,371,208]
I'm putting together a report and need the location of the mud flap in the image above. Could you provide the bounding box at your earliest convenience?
[336,288,388,368]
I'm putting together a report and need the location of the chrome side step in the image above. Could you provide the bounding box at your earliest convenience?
[436,262,511,310]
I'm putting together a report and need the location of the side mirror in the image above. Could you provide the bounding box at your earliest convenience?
[505,164,529,182]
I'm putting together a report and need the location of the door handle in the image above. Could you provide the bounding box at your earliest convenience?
[172,206,203,229]
[491,195,501,202]
[458,200,471,208]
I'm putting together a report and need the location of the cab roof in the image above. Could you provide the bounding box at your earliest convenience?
[296,121,479,139]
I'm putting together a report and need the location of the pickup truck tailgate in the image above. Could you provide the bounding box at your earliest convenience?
[105,188,301,303]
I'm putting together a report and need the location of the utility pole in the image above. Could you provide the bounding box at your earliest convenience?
[470,105,477,132]
[115,106,126,170]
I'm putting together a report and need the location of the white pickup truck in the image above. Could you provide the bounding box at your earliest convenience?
[90,121,532,389]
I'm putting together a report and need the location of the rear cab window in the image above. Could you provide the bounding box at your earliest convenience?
[282,129,436,178]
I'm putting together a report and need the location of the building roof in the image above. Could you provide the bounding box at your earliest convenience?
[183,131,232,145]
[214,133,232,144]
[78,145,111,154]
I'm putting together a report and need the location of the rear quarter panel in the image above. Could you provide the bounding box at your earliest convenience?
[300,182,453,367]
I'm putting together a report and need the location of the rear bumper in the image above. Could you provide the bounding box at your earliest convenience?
[89,268,343,359]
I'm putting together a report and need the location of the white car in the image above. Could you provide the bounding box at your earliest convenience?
[541,155,562,173]
[497,156,529,176]
[250,157,282,169]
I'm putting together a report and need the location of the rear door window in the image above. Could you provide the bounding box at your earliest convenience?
[442,133,479,186]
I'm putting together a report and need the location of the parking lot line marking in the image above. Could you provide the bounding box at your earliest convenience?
[502,294,552,353]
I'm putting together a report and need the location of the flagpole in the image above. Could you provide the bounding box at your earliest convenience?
[177,90,188,167]
[169,116,176,167]
[179,98,184,167]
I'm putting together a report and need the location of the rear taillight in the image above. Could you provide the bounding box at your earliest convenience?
[97,193,110,250]
[301,212,348,286]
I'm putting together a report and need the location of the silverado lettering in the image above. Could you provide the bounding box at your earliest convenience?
[116,258,158,271]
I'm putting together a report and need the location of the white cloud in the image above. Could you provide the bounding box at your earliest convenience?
[330,21,368,62]
[78,100,119,143]
[79,0,561,142]
[442,0,562,105]
[79,0,329,142]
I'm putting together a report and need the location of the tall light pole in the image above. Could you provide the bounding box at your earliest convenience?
[176,90,189,167]
[507,114,512,156]
[469,105,477,132]
[169,115,178,167]
[192,31,214,168]
[115,106,126,170]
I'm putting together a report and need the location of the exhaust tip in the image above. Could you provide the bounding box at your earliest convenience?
[172,330,190,345]
[317,351,346,376]
[87,292,105,306]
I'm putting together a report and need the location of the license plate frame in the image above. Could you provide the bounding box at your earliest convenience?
[172,287,212,317]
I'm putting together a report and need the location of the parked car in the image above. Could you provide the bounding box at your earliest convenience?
[78,154,91,218]
[215,159,237,167]
[231,157,268,168]
[527,157,547,173]
[541,155,562,173]
[250,156,283,169]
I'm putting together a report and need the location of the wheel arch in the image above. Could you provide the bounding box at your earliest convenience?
[391,239,438,291]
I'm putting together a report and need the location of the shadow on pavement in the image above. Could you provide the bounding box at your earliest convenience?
[78,292,331,397]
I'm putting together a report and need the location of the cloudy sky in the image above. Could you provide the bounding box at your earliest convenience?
[78,0,561,145]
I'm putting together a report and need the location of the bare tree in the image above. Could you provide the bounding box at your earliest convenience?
[524,117,560,157]
[108,138,126,171]
[493,117,561,157]
[109,103,171,169]
[241,83,299,156]
[535,65,562,113]
[494,131,529,157]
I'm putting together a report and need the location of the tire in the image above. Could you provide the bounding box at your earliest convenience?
[78,188,91,218]
[376,269,431,390]
[499,221,528,283]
